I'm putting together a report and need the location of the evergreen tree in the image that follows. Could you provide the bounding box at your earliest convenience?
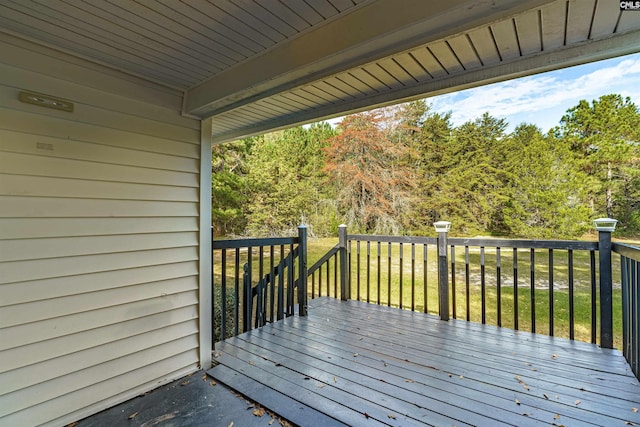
[502,124,591,238]
[211,140,250,236]
[555,94,640,234]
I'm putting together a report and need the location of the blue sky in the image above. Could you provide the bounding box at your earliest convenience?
[427,52,640,133]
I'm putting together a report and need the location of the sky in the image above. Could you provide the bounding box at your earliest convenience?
[426,52,640,133]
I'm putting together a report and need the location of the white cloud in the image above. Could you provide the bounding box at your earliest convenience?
[428,53,640,130]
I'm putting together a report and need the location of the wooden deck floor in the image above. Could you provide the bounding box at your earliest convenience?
[208,297,640,426]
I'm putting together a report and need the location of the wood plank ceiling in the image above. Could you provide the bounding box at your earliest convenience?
[0,0,639,142]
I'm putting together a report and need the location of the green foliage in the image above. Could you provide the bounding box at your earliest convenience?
[555,94,640,235]
[212,93,640,239]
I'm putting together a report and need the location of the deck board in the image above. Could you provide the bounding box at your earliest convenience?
[208,297,640,426]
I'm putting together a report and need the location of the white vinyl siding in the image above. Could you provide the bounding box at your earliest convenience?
[0,34,203,426]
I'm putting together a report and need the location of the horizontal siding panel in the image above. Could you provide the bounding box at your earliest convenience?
[8,352,198,427]
[0,152,199,187]
[0,174,199,202]
[0,246,199,284]
[0,108,200,158]
[0,217,198,239]
[1,261,198,307]
[0,61,199,130]
[1,275,198,329]
[0,337,199,418]
[0,305,198,374]
[0,232,198,262]
[0,290,198,350]
[0,85,200,144]
[0,196,198,218]
[0,129,200,172]
[0,34,183,109]
[1,320,198,395]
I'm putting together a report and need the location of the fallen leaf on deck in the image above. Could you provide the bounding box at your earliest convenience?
[66,423,78,427]
[384,362,388,367]
[515,375,522,381]
[515,399,521,405]
[551,354,558,359]
[247,403,255,408]
[210,380,217,386]
[388,414,397,419]
[248,361,255,366]
[626,422,636,426]
[364,412,370,419]
[202,374,207,381]
[522,413,530,417]
[317,383,325,388]
[269,418,275,425]
[575,400,581,405]
[531,368,538,371]
[303,376,310,380]
[633,408,639,413]
[522,384,530,391]
[405,379,415,383]
[448,374,452,378]
[554,414,561,420]
[228,422,234,427]
[128,412,138,420]
[543,394,549,400]
[180,380,189,386]
[459,375,464,379]
[333,376,337,383]
[253,407,266,417]
[353,353,359,357]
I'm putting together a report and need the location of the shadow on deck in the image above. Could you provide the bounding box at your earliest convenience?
[209,297,640,426]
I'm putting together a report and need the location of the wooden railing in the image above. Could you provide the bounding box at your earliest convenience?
[212,226,307,343]
[308,225,627,351]
[212,224,637,381]
[615,242,640,380]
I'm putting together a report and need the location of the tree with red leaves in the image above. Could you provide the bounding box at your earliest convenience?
[324,110,413,233]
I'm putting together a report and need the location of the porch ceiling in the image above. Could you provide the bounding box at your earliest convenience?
[1,0,639,142]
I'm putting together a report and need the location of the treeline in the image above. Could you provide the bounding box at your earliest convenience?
[212,94,640,238]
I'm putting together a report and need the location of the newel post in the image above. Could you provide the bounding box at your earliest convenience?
[338,224,350,301]
[594,218,618,349]
[298,225,308,317]
[435,221,451,321]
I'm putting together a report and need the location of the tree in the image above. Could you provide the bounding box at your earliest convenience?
[324,111,413,233]
[211,140,250,236]
[555,94,640,234]
[501,124,591,238]
[244,124,337,236]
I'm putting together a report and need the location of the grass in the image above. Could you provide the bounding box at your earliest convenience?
[214,236,634,349]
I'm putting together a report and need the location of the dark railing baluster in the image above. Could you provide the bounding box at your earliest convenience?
[278,244,284,320]
[423,244,428,314]
[333,253,337,298]
[568,249,575,340]
[496,247,501,328]
[549,248,554,336]
[411,243,416,312]
[399,242,403,309]
[590,250,596,344]
[480,246,486,324]
[234,249,240,336]
[513,248,518,330]
[221,248,227,339]
[377,241,381,304]
[530,248,536,333]
[366,241,371,303]
[465,246,470,322]
[319,264,323,297]
[356,240,361,301]
[387,242,392,307]
[269,246,275,322]
[451,245,456,319]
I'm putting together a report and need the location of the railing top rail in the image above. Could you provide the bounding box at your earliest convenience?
[448,238,598,251]
[613,242,640,261]
[348,234,437,245]
[213,236,299,249]
[308,245,339,275]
